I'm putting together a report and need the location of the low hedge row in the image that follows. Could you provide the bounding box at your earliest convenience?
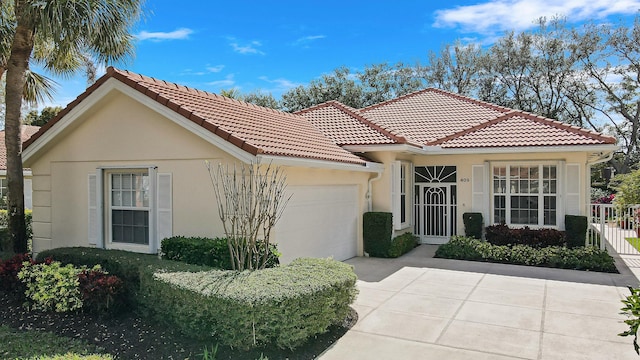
[147,257,358,350]
[388,233,419,258]
[485,224,567,248]
[160,236,280,269]
[35,248,358,350]
[435,236,617,273]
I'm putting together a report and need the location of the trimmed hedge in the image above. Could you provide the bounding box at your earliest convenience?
[363,212,393,257]
[435,236,617,272]
[388,233,419,258]
[161,236,280,269]
[485,224,567,248]
[147,257,358,350]
[565,215,588,248]
[36,247,208,307]
[463,212,483,239]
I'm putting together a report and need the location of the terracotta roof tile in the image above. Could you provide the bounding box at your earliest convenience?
[296,101,402,146]
[434,112,616,148]
[0,125,40,170]
[25,68,366,166]
[359,88,615,148]
[359,88,509,144]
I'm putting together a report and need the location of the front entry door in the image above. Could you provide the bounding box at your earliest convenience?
[414,166,457,244]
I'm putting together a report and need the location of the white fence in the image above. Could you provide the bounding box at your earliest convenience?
[588,203,640,254]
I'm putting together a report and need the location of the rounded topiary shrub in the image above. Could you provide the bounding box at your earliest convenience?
[145,257,358,350]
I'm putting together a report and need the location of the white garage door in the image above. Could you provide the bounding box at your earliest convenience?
[275,185,359,263]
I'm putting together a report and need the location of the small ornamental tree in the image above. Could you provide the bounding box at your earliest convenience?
[613,169,640,210]
[206,160,290,271]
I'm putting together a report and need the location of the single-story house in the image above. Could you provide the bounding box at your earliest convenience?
[0,125,40,210]
[22,68,617,262]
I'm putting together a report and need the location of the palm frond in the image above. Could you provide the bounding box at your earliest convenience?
[23,69,58,105]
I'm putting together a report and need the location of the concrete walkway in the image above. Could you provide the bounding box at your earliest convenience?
[320,246,640,360]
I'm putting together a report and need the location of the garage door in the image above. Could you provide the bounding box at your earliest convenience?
[274,185,359,263]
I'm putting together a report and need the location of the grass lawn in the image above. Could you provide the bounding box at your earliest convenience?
[0,325,111,360]
[627,237,640,252]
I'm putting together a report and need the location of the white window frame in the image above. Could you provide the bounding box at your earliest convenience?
[106,169,153,252]
[392,161,412,230]
[491,161,560,228]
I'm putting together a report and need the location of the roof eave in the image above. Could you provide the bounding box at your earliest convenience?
[343,144,434,154]
[258,154,383,173]
[423,144,620,155]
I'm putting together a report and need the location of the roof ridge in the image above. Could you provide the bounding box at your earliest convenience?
[327,101,410,145]
[425,88,512,113]
[359,87,513,114]
[110,67,301,119]
[509,110,617,144]
[297,100,411,145]
[427,111,518,146]
[359,88,432,112]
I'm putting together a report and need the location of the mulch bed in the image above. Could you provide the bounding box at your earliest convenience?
[0,291,356,359]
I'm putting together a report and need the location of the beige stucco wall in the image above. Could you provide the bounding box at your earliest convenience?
[26,90,372,259]
[366,150,591,238]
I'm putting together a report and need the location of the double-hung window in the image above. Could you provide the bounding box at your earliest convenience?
[493,164,557,226]
[110,172,150,245]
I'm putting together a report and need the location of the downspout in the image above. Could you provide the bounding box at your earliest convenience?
[367,170,383,212]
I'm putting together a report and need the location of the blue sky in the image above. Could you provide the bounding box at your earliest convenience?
[41,0,640,108]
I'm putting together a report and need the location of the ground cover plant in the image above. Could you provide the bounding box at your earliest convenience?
[435,236,617,272]
[0,247,358,358]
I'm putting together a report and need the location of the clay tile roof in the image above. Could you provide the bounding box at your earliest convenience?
[24,68,366,166]
[430,111,617,148]
[359,88,615,148]
[0,125,40,170]
[296,101,406,146]
[359,88,510,144]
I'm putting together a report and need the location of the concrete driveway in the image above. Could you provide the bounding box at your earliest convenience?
[320,245,640,360]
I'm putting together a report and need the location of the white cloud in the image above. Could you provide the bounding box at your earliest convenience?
[433,0,640,35]
[207,65,225,73]
[258,76,300,92]
[207,74,235,88]
[180,65,225,76]
[136,28,193,41]
[292,35,326,46]
[228,38,265,55]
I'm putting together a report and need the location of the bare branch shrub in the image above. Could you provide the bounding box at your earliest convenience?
[206,160,290,271]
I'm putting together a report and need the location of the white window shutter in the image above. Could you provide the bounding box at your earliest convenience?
[391,161,401,230]
[24,179,32,210]
[156,173,173,246]
[565,163,581,216]
[88,174,98,246]
[472,163,489,226]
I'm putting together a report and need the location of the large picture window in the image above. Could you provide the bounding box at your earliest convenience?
[493,164,557,226]
[110,172,150,245]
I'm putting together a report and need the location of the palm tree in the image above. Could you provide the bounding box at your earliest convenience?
[4,0,142,253]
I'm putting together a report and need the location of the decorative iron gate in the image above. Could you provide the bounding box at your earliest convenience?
[414,166,457,244]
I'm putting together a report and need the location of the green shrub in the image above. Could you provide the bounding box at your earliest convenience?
[435,236,617,272]
[462,212,483,239]
[363,212,393,257]
[146,258,358,350]
[485,224,567,248]
[620,287,640,355]
[36,247,209,308]
[0,209,32,251]
[388,232,418,258]
[565,215,588,248]
[18,261,87,312]
[161,236,280,269]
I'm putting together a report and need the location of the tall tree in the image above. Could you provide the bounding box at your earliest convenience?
[23,105,61,126]
[420,41,483,96]
[570,16,640,173]
[4,0,142,253]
